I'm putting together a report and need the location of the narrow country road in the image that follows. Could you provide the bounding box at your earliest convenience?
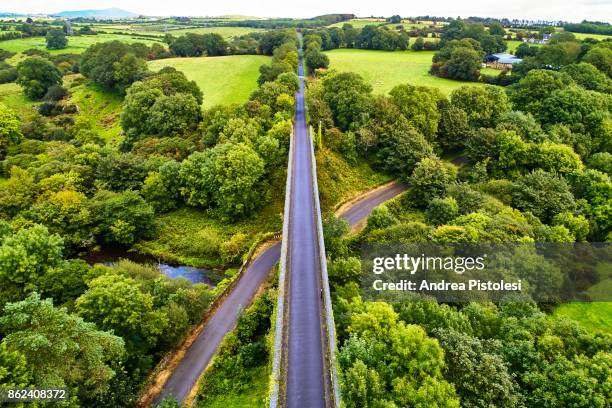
[283,47,327,407]
[338,183,407,227]
[154,242,280,403]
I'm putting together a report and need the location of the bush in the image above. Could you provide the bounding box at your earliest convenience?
[426,197,460,225]
[0,67,18,84]
[44,85,67,101]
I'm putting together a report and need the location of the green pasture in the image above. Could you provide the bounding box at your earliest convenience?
[330,18,387,28]
[554,303,611,334]
[324,48,491,95]
[0,76,123,142]
[0,33,163,54]
[89,24,265,38]
[148,55,269,108]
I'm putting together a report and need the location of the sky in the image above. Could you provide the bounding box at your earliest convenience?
[2,0,611,23]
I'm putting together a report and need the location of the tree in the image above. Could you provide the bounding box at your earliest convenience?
[342,302,460,407]
[0,167,36,218]
[582,46,612,77]
[437,105,470,151]
[120,69,203,144]
[141,161,181,213]
[28,189,92,248]
[76,274,167,352]
[412,37,425,51]
[304,47,330,73]
[0,103,21,159]
[431,39,483,81]
[433,329,519,407]
[512,169,576,222]
[323,213,349,258]
[388,15,402,24]
[16,57,62,99]
[112,53,147,92]
[389,84,444,140]
[0,293,124,395]
[535,41,581,68]
[479,34,507,54]
[0,224,64,303]
[409,157,455,208]
[0,342,32,389]
[488,22,506,36]
[328,257,361,288]
[496,110,545,143]
[450,85,510,128]
[507,69,574,116]
[378,127,434,180]
[80,41,148,91]
[149,93,201,136]
[45,28,67,50]
[426,197,459,225]
[88,190,154,245]
[179,143,265,220]
[560,63,612,93]
[552,212,589,241]
[323,72,372,130]
[534,86,612,136]
[366,205,397,231]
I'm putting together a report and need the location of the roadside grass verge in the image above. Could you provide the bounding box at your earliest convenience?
[316,147,391,211]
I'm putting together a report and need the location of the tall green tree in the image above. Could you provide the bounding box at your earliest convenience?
[45,28,67,50]
[0,103,21,159]
[16,57,62,99]
[0,293,124,395]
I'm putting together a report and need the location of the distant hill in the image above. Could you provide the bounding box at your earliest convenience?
[53,8,138,18]
[0,12,23,17]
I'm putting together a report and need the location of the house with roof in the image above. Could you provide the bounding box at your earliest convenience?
[524,33,552,44]
[483,53,523,69]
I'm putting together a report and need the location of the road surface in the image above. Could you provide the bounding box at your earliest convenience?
[283,48,327,407]
[338,183,407,226]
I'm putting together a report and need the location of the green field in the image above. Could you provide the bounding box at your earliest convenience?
[148,55,269,108]
[330,18,387,28]
[90,24,265,38]
[559,30,612,41]
[0,75,123,142]
[324,48,491,95]
[0,33,163,54]
[0,82,34,118]
[554,303,612,334]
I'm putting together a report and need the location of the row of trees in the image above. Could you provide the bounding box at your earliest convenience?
[302,24,411,51]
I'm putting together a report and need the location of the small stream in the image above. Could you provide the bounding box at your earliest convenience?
[83,248,220,287]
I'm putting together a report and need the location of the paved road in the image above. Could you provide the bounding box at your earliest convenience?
[154,242,281,404]
[339,183,407,226]
[283,48,327,408]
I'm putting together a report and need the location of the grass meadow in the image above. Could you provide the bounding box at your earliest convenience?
[0,33,164,55]
[329,18,387,28]
[89,24,265,38]
[324,48,492,95]
[148,55,270,108]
